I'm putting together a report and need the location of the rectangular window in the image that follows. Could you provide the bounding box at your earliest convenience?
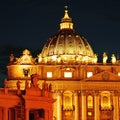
[88,112,92,116]
[87,72,93,78]
[64,72,72,78]
[118,72,120,76]
[47,72,52,78]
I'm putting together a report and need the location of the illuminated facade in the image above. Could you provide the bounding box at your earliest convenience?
[1,7,120,120]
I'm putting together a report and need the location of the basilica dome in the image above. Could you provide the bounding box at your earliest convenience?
[40,8,97,64]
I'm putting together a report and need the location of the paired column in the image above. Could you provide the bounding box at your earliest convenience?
[81,91,87,120]
[74,91,79,120]
[56,91,63,120]
[94,91,100,120]
[113,92,119,120]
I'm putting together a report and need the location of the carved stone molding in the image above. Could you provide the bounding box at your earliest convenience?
[113,90,119,96]
[102,72,109,80]
[94,90,99,96]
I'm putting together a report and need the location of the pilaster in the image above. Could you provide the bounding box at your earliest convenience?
[113,91,119,120]
[49,109,53,120]
[3,107,8,120]
[45,110,49,120]
[94,91,100,120]
[25,108,29,120]
[56,90,63,120]
[81,91,87,120]
[74,91,79,120]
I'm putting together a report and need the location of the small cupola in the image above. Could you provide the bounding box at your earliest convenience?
[60,6,73,30]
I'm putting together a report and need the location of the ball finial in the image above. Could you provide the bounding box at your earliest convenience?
[65,6,68,10]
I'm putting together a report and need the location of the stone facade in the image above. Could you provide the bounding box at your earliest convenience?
[0,7,120,120]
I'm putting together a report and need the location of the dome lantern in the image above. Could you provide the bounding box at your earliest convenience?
[60,6,73,30]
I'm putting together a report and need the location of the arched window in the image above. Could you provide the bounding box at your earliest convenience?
[64,96,71,109]
[101,91,112,110]
[103,96,108,107]
[63,91,73,110]
[87,95,93,108]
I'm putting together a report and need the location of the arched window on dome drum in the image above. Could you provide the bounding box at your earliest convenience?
[87,95,93,108]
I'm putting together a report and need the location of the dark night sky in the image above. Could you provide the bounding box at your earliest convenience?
[0,0,120,85]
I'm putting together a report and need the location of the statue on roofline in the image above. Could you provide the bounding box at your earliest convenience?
[111,54,116,64]
[103,52,108,64]
[9,54,14,64]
